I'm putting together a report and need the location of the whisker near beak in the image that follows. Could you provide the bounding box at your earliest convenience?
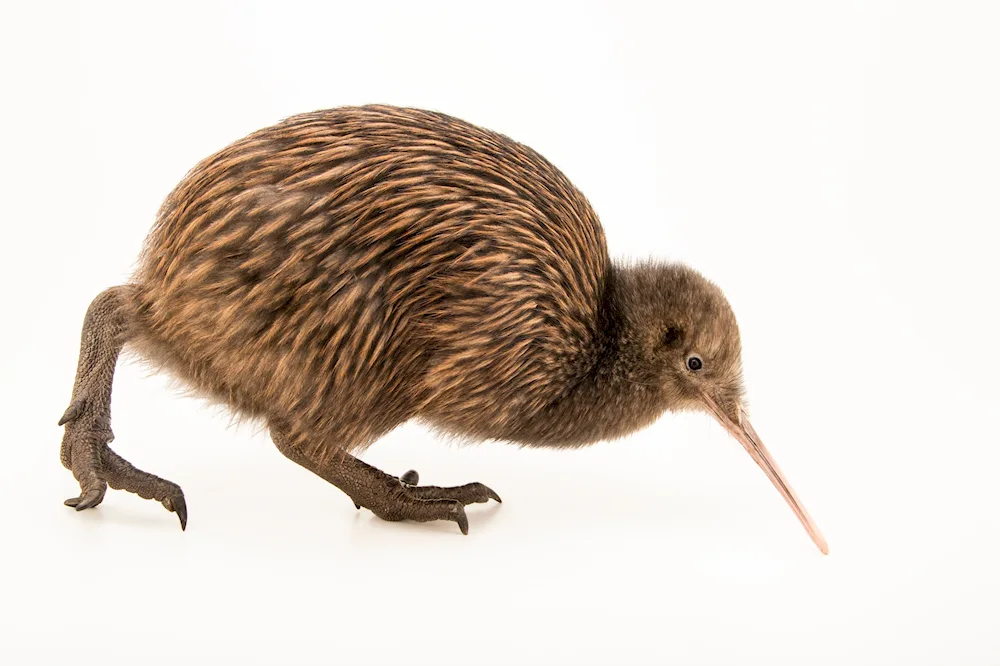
[701,393,829,555]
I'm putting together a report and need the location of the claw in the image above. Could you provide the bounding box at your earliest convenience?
[161,494,188,530]
[453,503,469,535]
[58,397,87,426]
[172,494,188,531]
[468,482,502,504]
[66,487,104,511]
[400,469,419,486]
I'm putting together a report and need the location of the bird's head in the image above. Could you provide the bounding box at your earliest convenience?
[612,261,828,554]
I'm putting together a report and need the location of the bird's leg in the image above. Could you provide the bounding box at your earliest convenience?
[270,427,500,535]
[59,286,187,529]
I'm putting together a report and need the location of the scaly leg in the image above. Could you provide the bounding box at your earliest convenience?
[270,427,500,534]
[58,286,187,529]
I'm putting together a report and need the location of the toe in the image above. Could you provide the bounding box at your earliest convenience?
[70,488,105,511]
[469,482,502,504]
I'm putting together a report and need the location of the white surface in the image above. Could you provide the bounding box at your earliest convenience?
[2,1,998,664]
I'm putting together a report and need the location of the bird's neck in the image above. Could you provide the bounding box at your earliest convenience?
[512,266,666,447]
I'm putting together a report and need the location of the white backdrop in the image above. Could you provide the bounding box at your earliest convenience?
[2,1,998,664]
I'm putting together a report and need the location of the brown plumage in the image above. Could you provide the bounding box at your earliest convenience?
[58,105,827,552]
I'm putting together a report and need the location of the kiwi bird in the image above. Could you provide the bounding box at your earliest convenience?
[58,104,827,554]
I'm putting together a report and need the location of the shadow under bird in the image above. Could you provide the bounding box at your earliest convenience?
[58,105,828,554]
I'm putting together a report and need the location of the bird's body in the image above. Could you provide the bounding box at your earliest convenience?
[132,105,618,451]
[58,105,827,552]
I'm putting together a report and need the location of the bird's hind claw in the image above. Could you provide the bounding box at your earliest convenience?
[58,397,87,426]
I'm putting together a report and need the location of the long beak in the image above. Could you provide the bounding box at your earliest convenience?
[701,393,829,555]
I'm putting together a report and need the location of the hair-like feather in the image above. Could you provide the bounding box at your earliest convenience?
[127,105,744,463]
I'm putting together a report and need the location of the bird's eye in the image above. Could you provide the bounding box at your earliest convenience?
[686,355,703,372]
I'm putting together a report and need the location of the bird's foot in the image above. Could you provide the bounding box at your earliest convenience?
[351,468,501,535]
[59,399,187,530]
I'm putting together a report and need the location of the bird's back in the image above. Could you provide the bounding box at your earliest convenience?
[132,105,610,444]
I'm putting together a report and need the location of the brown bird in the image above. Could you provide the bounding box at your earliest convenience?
[58,105,827,554]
